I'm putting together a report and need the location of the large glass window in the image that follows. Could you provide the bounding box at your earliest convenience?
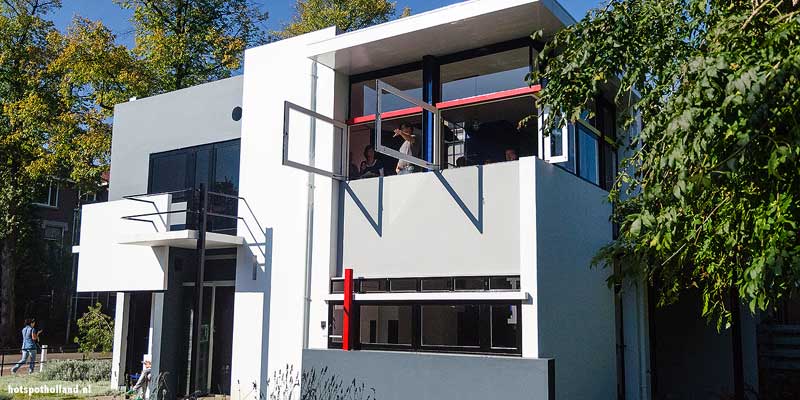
[577,124,600,185]
[359,305,413,346]
[421,305,480,348]
[350,70,422,118]
[490,305,519,349]
[33,181,60,208]
[330,300,522,355]
[441,47,531,101]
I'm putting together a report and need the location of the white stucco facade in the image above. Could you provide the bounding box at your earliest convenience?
[70,1,683,399]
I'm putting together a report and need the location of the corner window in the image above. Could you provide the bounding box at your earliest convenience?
[350,69,422,119]
[441,47,531,102]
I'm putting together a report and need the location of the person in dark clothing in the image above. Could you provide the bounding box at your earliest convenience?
[359,144,384,178]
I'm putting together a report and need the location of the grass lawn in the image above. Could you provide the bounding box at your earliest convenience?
[0,373,120,399]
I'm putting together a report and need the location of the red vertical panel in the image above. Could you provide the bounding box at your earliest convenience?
[343,268,353,351]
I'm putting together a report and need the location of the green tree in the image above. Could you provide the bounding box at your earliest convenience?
[114,0,270,92]
[279,0,401,38]
[74,302,114,353]
[532,0,800,327]
[0,0,121,345]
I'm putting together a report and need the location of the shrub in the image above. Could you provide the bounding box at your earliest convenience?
[40,359,112,382]
[74,302,114,353]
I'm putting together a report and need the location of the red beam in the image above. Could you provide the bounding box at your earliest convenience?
[346,85,541,125]
[342,268,353,351]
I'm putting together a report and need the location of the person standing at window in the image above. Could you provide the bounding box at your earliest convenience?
[11,318,39,374]
[394,123,419,175]
[505,148,518,161]
[359,145,383,178]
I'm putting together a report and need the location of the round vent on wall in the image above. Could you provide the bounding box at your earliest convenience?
[232,106,242,121]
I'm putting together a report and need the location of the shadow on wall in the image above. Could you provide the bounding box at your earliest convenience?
[343,165,485,237]
[264,365,377,400]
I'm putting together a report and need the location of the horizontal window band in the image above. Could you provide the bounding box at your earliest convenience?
[324,291,528,302]
[347,85,541,125]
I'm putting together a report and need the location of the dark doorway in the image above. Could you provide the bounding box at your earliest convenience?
[125,292,152,379]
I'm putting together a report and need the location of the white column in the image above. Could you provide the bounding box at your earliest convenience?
[519,157,539,358]
[622,280,652,400]
[111,292,130,390]
[148,292,165,395]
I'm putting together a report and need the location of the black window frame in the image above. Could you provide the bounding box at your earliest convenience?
[147,138,241,197]
[330,275,520,294]
[328,300,522,356]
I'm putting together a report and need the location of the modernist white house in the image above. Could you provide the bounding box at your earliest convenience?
[73,0,772,399]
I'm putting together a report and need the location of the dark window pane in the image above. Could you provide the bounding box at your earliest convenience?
[389,278,417,292]
[578,125,599,185]
[421,305,480,347]
[421,278,453,292]
[359,305,412,345]
[360,279,388,293]
[150,153,188,193]
[490,305,519,349]
[489,276,521,290]
[602,143,617,191]
[330,280,345,294]
[454,277,485,291]
[195,149,212,190]
[598,102,615,139]
[213,143,240,195]
[330,305,344,343]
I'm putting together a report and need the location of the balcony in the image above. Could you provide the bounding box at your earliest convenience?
[75,189,247,292]
[339,156,612,278]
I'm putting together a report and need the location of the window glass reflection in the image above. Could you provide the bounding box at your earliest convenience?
[360,305,413,345]
[421,305,480,347]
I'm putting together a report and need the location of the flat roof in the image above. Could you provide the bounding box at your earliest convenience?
[307,0,574,75]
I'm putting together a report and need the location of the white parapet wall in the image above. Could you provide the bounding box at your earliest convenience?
[341,160,521,278]
[302,349,554,400]
[76,194,171,292]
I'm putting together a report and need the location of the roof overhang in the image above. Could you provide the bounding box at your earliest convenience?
[307,0,575,76]
[118,230,244,249]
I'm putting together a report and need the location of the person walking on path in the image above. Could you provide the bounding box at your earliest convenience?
[11,318,40,374]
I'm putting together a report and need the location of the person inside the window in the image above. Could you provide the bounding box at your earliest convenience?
[505,148,518,161]
[394,123,420,175]
[359,145,384,178]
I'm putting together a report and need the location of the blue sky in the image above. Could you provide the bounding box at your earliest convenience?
[48,0,602,47]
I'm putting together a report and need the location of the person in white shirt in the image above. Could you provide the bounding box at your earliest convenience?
[394,123,419,174]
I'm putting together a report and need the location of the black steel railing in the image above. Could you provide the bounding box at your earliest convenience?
[120,188,266,250]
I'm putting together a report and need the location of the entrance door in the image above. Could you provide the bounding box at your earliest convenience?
[210,286,234,394]
[181,283,235,396]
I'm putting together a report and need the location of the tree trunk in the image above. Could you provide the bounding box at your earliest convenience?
[0,236,17,348]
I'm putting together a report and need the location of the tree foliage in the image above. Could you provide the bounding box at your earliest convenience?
[115,0,269,92]
[74,302,114,353]
[0,0,124,344]
[533,0,800,327]
[279,0,400,38]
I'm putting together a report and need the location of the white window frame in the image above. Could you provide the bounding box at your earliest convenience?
[33,182,60,208]
[538,107,570,164]
[374,80,441,170]
[282,101,350,180]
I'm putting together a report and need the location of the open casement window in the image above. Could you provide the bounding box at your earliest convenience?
[374,80,441,170]
[538,106,570,164]
[283,101,350,180]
